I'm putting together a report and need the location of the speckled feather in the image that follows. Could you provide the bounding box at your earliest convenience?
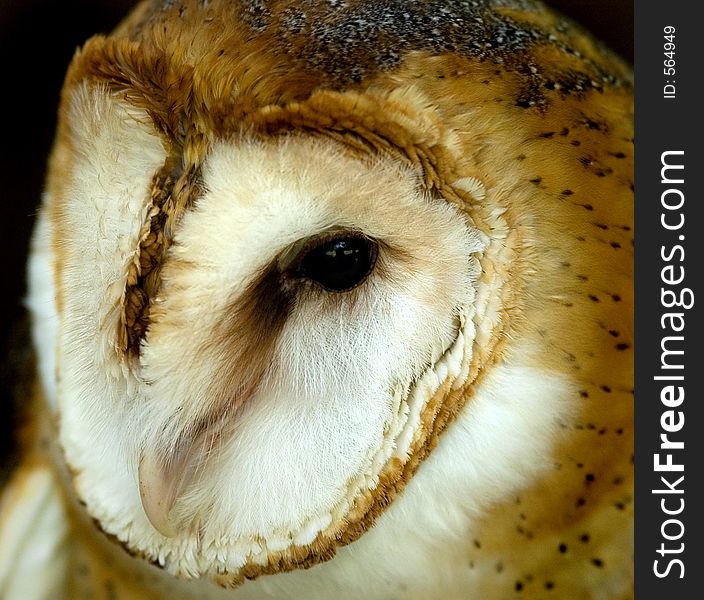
[116,0,631,107]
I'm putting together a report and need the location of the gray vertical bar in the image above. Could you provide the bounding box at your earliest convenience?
[635,1,701,596]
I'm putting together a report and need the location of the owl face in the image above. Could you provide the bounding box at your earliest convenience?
[31,78,486,578]
[136,135,482,541]
[26,0,633,590]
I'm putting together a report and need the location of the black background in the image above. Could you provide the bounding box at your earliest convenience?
[0,2,633,472]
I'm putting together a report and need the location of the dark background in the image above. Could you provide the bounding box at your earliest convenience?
[0,1,633,472]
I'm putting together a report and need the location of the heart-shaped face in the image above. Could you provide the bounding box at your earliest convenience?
[37,82,487,578]
[27,0,632,591]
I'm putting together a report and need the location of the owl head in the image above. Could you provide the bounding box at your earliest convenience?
[27,0,632,586]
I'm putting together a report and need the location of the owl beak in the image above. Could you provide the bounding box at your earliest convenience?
[138,451,182,538]
[137,427,217,538]
[137,383,261,536]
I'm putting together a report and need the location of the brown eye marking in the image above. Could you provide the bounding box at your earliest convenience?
[291,233,378,293]
[209,262,294,415]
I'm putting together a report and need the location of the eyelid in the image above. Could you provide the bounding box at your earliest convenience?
[277,228,371,272]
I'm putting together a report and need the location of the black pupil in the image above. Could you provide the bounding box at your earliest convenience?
[299,236,377,292]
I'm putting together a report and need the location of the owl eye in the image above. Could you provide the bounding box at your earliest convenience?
[296,234,378,292]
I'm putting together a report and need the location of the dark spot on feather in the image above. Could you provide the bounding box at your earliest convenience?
[580,116,607,132]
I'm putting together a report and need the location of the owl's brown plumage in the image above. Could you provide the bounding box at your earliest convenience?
[1,1,632,598]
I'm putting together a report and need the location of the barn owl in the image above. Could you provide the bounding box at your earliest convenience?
[0,0,633,599]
